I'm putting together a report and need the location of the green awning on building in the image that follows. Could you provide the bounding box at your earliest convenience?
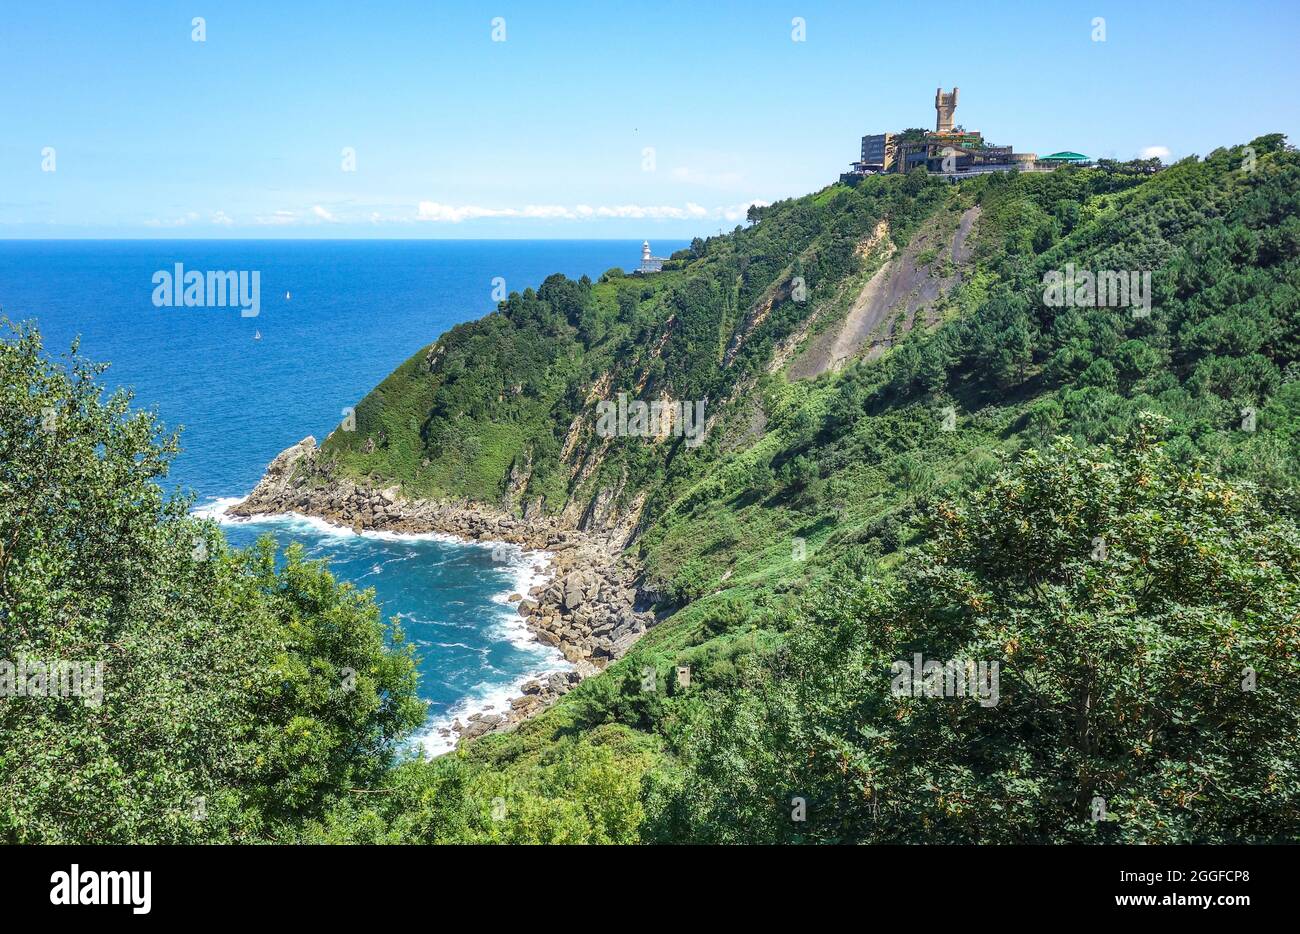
[1040,151,1090,162]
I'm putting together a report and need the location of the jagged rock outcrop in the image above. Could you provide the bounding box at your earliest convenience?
[501,449,533,514]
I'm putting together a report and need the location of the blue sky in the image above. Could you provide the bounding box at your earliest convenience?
[3,0,1297,239]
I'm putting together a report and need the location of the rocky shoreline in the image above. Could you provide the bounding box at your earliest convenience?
[225,437,656,747]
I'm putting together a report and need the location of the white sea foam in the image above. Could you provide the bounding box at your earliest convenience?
[191,496,246,522]
[407,540,573,759]
[195,495,572,760]
[410,655,570,759]
[192,497,469,545]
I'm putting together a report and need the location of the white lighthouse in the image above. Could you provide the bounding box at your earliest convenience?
[639,240,664,273]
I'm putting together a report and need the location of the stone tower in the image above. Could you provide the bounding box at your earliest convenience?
[935,87,959,133]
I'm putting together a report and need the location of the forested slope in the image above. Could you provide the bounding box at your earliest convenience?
[5,134,1298,843]
[318,134,1299,843]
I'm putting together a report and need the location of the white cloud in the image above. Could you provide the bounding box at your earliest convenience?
[175,199,771,229]
[593,203,707,220]
[415,200,765,223]
[415,202,582,222]
[721,200,768,222]
[1139,145,1171,160]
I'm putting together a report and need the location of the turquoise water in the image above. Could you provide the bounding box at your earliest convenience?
[0,239,683,752]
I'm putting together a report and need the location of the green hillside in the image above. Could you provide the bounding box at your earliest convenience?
[6,134,1298,843]
[305,134,1300,843]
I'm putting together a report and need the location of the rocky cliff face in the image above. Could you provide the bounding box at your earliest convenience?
[226,436,659,747]
[230,436,568,543]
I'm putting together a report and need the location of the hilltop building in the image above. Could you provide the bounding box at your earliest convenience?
[846,88,1087,180]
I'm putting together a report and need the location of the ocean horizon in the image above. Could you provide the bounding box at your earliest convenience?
[0,237,686,754]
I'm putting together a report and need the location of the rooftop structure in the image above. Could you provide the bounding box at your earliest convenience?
[1039,151,1092,165]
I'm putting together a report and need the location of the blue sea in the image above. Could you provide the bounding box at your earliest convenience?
[0,239,682,754]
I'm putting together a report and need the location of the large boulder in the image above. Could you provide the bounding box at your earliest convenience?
[612,631,640,657]
[562,572,587,610]
[459,713,503,740]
